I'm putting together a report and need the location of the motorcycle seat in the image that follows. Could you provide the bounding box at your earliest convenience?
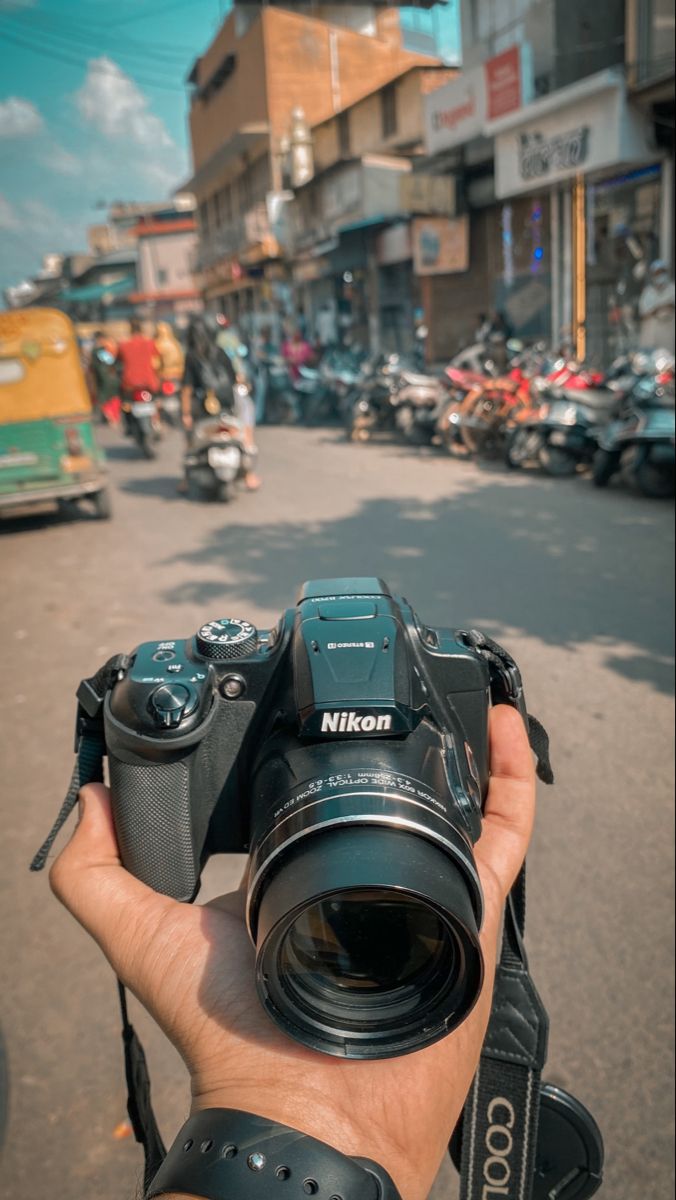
[400,370,445,388]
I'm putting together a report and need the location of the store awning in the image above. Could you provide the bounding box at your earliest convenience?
[58,275,136,303]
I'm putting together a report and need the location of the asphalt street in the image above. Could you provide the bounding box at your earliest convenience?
[1,424,674,1200]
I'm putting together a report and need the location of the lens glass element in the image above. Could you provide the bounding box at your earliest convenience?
[280,889,451,995]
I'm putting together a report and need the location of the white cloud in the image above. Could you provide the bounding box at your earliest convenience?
[75,57,173,149]
[41,144,82,176]
[0,96,43,139]
[0,194,19,231]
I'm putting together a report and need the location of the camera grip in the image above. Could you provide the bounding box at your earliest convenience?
[109,752,199,901]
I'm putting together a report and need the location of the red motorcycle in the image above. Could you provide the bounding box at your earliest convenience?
[122,387,160,459]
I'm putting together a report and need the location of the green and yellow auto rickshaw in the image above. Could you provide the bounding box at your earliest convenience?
[0,308,111,519]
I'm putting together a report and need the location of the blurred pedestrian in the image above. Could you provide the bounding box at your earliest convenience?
[154,321,184,383]
[282,327,313,380]
[88,330,120,425]
[639,260,675,353]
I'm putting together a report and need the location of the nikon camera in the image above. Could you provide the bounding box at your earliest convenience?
[102,578,528,1060]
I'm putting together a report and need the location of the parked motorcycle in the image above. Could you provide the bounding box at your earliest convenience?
[593,374,675,499]
[122,388,160,459]
[392,368,450,444]
[345,354,414,441]
[259,357,298,425]
[184,412,255,501]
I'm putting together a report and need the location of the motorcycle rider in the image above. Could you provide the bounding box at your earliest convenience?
[179,314,261,493]
[116,319,160,434]
[154,321,184,383]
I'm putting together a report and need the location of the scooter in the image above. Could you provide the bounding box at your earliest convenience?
[593,376,675,498]
[122,388,160,459]
[184,413,256,502]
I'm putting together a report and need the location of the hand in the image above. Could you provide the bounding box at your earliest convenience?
[50,706,536,1200]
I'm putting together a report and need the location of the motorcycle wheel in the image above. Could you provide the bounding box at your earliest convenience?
[539,444,578,477]
[592,449,620,488]
[506,428,540,470]
[635,460,675,499]
[218,481,234,502]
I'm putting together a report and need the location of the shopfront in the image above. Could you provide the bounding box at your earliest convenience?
[491,68,658,363]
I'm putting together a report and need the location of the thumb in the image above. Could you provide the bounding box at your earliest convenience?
[50,783,171,974]
[475,705,537,905]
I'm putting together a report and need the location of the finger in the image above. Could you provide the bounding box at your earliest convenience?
[49,783,173,973]
[475,705,536,903]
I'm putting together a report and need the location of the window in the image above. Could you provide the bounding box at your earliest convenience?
[381,84,397,140]
[338,111,350,158]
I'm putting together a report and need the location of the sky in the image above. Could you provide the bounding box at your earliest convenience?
[0,0,460,295]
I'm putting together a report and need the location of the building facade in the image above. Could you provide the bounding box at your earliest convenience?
[185,3,453,338]
[419,0,673,364]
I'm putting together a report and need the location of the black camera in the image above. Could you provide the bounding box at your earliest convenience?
[102,577,529,1060]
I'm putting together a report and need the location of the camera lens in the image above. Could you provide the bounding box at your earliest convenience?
[280,889,449,994]
[253,825,483,1059]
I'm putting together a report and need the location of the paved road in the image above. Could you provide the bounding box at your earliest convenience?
[1,425,673,1200]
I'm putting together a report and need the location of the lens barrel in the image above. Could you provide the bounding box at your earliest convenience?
[252,824,483,1059]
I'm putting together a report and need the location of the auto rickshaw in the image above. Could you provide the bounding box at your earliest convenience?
[0,308,111,519]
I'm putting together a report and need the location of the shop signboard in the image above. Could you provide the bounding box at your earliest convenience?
[485,46,522,119]
[424,65,485,154]
[495,74,654,198]
[412,215,469,276]
[400,173,456,215]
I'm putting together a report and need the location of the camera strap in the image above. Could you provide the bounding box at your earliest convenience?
[455,632,551,1200]
[456,866,549,1200]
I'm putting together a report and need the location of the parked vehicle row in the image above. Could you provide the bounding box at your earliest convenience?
[341,342,675,500]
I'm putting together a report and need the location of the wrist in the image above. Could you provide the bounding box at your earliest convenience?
[188,1091,413,1198]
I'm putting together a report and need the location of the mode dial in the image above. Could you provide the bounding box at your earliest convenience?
[196,618,258,660]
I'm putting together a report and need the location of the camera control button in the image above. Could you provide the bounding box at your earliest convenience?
[152,649,175,662]
[196,618,257,660]
[166,663,183,673]
[149,683,197,729]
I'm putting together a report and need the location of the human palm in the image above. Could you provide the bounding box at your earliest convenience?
[51,705,535,1200]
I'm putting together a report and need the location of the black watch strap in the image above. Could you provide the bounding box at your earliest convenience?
[146,1109,403,1200]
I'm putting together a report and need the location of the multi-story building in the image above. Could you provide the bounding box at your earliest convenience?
[288,64,456,349]
[185,3,455,334]
[420,0,670,364]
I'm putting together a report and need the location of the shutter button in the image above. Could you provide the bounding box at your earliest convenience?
[149,683,196,729]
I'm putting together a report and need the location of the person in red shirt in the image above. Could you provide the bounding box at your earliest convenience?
[117,319,160,394]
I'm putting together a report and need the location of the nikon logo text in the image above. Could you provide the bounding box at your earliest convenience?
[320,711,392,733]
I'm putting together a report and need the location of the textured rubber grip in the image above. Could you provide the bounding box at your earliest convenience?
[146,1109,403,1199]
[109,754,198,900]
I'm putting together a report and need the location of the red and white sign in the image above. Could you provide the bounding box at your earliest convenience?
[485,47,522,120]
[424,65,486,154]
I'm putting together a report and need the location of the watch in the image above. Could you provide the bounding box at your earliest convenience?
[146,1108,403,1199]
